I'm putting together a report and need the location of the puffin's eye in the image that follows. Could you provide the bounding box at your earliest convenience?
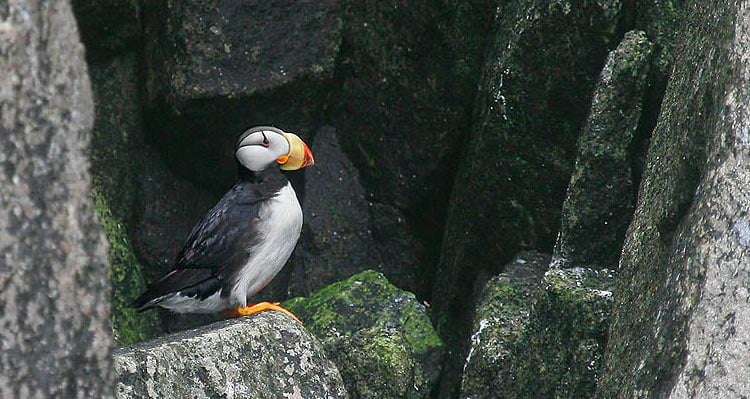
[261,132,270,147]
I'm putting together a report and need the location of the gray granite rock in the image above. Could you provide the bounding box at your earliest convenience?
[0,1,112,397]
[598,1,750,397]
[115,312,347,399]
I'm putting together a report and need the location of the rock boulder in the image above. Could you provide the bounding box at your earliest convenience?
[553,31,654,269]
[115,312,347,399]
[0,1,112,396]
[462,252,614,399]
[599,1,750,397]
[286,270,443,399]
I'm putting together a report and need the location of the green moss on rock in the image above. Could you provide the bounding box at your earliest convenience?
[460,252,549,399]
[286,270,443,399]
[553,31,654,269]
[461,252,615,399]
[94,191,160,346]
[598,2,737,397]
[509,268,614,399]
[89,54,161,345]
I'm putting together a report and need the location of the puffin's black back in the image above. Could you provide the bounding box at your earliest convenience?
[132,167,289,311]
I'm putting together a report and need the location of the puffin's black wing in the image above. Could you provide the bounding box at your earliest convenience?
[132,183,269,311]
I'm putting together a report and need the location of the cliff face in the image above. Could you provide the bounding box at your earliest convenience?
[0,2,112,397]
[600,2,750,397]
[5,0,750,397]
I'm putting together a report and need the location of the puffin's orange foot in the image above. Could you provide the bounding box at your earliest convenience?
[229,302,302,324]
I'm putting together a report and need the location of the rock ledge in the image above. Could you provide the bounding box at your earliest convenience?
[115,312,348,399]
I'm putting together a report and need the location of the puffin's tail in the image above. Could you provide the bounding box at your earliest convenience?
[131,269,219,312]
[131,290,167,312]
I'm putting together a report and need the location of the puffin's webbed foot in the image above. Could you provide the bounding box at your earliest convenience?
[222,302,302,324]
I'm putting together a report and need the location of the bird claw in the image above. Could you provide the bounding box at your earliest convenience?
[224,301,302,324]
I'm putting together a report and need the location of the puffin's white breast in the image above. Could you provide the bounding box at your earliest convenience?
[231,182,302,306]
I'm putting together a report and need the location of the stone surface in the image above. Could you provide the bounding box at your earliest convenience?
[367,201,422,294]
[461,252,615,399]
[460,252,549,399]
[433,1,622,396]
[143,0,341,109]
[598,1,750,397]
[286,270,443,399]
[88,53,162,345]
[293,127,383,294]
[331,0,495,211]
[289,127,419,297]
[553,31,654,269]
[141,1,338,195]
[72,0,141,57]
[114,312,348,399]
[0,1,112,397]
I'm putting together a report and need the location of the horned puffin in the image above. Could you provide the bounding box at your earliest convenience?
[132,126,314,321]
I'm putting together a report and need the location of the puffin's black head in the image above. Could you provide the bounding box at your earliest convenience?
[235,126,314,172]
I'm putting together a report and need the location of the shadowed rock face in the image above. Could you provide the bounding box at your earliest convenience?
[0,1,111,397]
[114,312,347,399]
[433,1,622,396]
[331,1,492,211]
[553,31,654,269]
[143,0,342,109]
[72,0,141,57]
[287,127,420,297]
[599,1,750,397]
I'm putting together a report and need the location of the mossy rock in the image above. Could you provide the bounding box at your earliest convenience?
[88,54,161,345]
[286,270,443,399]
[509,267,614,399]
[460,251,549,399]
[598,1,740,396]
[94,192,160,346]
[461,252,615,399]
[553,30,654,269]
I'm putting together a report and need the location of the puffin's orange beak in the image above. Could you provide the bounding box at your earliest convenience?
[278,133,315,170]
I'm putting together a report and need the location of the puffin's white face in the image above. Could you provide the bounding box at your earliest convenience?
[235,126,314,172]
